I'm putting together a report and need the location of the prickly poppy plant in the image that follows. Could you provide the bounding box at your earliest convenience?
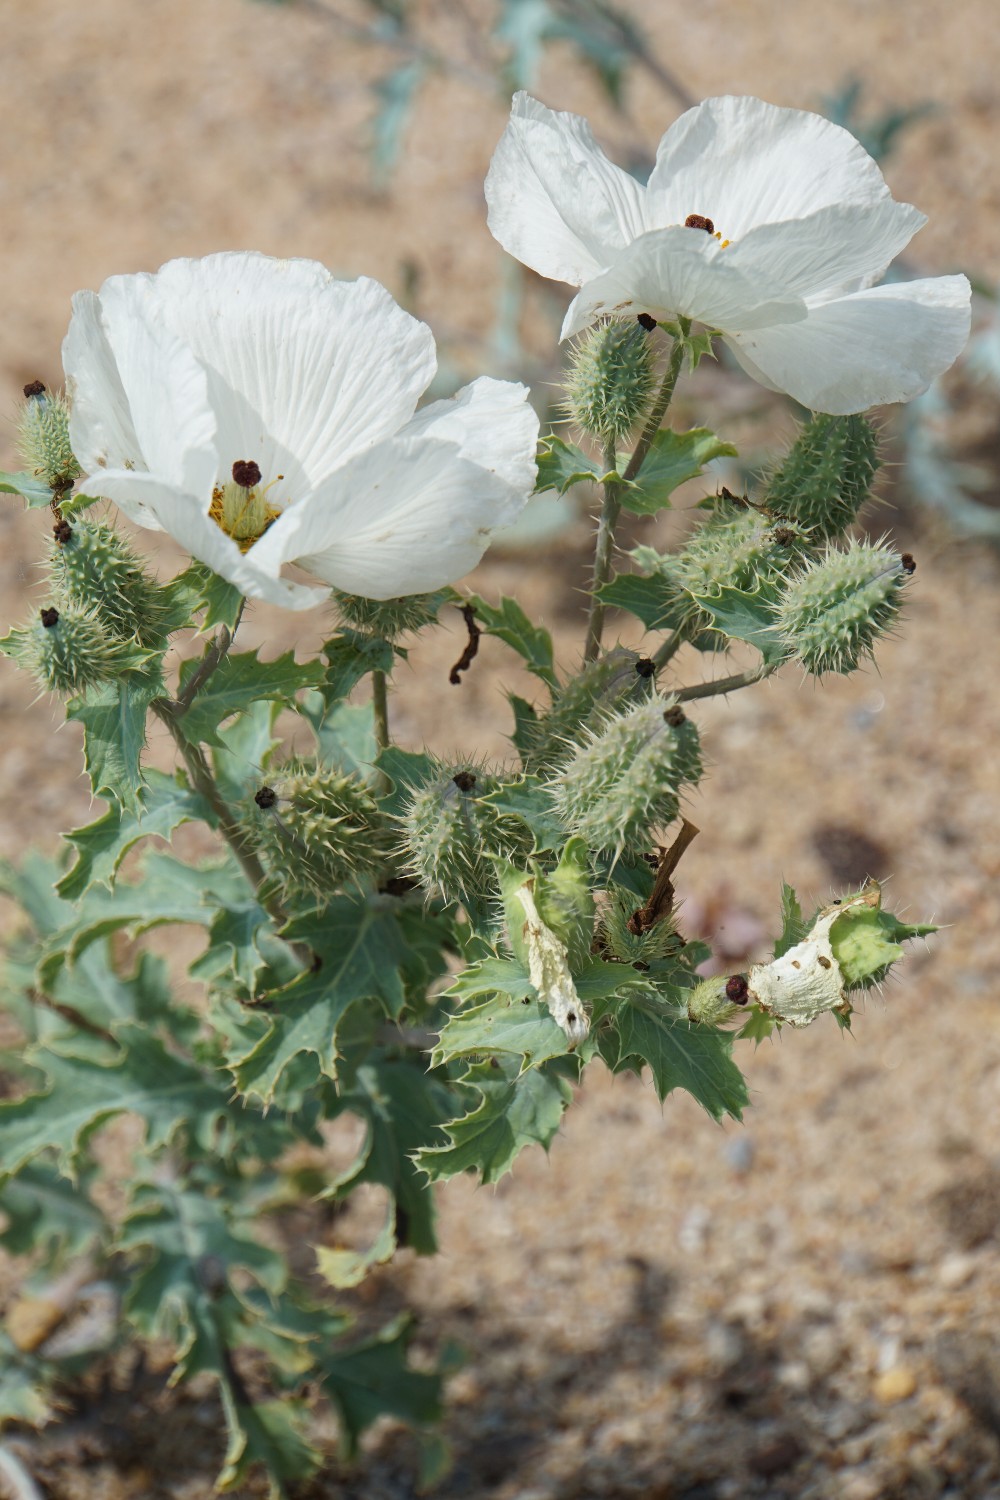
[0,94,950,1495]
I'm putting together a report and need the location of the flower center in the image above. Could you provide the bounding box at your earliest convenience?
[685,212,730,248]
[209,459,284,553]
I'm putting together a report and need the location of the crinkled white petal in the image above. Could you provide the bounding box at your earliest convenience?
[725,274,972,413]
[282,434,531,598]
[64,286,219,508]
[486,92,648,285]
[94,471,327,610]
[63,291,145,479]
[400,377,538,494]
[131,254,436,490]
[728,199,925,301]
[560,225,807,340]
[646,95,898,240]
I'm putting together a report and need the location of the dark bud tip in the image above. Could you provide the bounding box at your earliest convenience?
[53,519,74,545]
[684,214,715,234]
[725,973,750,1005]
[23,380,46,398]
[635,657,655,679]
[231,459,262,489]
[636,312,658,332]
[40,606,60,628]
[453,770,477,793]
[772,527,797,547]
[663,705,686,728]
[255,785,278,809]
[901,552,916,575]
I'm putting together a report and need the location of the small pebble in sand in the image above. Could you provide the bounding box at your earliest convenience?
[873,1366,918,1403]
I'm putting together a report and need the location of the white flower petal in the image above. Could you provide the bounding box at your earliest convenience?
[559,226,806,340]
[137,254,437,488]
[485,92,648,285]
[94,471,327,609]
[726,274,972,413]
[400,377,539,494]
[283,435,530,598]
[64,285,218,503]
[728,200,925,301]
[646,95,897,240]
[63,291,144,478]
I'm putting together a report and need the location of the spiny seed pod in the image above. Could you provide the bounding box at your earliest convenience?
[775,539,908,677]
[686,976,744,1026]
[16,385,80,491]
[565,320,657,447]
[400,763,531,904]
[1,601,138,695]
[765,413,879,544]
[248,760,391,903]
[332,590,444,641]
[599,886,680,967]
[549,698,702,858]
[523,647,652,773]
[48,519,172,647]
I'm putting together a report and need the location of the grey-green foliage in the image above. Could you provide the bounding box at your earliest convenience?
[0,329,929,1498]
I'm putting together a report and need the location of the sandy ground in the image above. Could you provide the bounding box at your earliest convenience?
[2,1,1000,1496]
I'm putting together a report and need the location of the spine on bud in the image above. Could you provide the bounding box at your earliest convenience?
[17,385,81,493]
[523,647,653,772]
[400,763,531,904]
[1,602,139,695]
[765,413,879,543]
[332,590,445,641]
[49,519,173,647]
[774,539,909,677]
[566,320,657,447]
[549,698,702,858]
[247,760,391,904]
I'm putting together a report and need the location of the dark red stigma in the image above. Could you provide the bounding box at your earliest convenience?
[23,380,46,399]
[685,214,715,234]
[40,606,60,628]
[725,974,750,1005]
[232,459,262,489]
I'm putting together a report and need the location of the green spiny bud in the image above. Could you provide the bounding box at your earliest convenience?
[599,885,680,967]
[765,413,879,543]
[549,698,701,859]
[16,384,80,492]
[248,760,391,903]
[49,518,173,648]
[400,762,531,904]
[522,647,652,773]
[775,539,909,677]
[565,319,657,447]
[0,601,140,695]
[332,590,445,641]
[686,974,746,1026]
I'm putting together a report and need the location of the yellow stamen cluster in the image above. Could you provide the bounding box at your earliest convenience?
[208,461,284,553]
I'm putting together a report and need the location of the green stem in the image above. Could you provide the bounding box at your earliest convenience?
[651,625,688,672]
[583,438,622,664]
[176,599,245,713]
[372,668,390,755]
[583,337,687,664]
[674,660,781,704]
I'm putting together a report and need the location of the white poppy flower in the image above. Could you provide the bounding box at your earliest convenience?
[62,252,539,609]
[486,93,971,414]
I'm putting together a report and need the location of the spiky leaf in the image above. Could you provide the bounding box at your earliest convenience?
[613,994,748,1119]
[620,428,737,515]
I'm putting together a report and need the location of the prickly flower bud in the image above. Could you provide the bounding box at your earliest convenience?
[0,601,139,695]
[565,320,656,447]
[331,590,446,641]
[48,518,174,648]
[523,646,651,773]
[249,760,391,903]
[766,412,879,543]
[400,763,531,904]
[686,973,749,1026]
[549,697,701,859]
[16,383,81,491]
[599,885,680,967]
[775,539,908,677]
